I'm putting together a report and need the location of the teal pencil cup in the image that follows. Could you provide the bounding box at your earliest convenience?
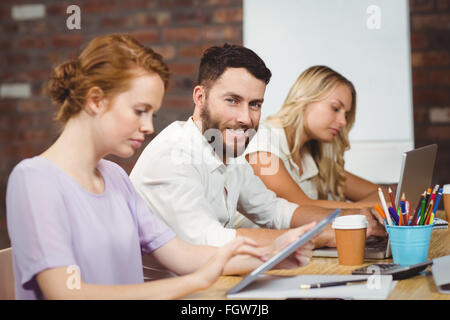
[386,224,433,266]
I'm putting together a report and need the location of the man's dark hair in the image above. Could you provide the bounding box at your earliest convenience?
[197,43,272,88]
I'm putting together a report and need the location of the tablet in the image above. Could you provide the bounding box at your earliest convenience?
[227,209,341,295]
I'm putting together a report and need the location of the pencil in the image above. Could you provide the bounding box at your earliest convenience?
[388,187,397,214]
[299,278,368,289]
[378,188,393,226]
[411,191,425,226]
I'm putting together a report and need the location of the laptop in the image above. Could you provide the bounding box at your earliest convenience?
[313,144,438,259]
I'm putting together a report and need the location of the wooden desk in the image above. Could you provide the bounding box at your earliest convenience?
[183,212,450,300]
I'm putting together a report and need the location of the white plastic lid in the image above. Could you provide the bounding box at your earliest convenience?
[332,215,368,229]
[443,184,450,194]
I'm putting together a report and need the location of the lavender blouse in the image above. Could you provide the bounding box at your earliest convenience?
[6,157,176,299]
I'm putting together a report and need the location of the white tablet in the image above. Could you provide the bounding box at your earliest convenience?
[227,209,341,295]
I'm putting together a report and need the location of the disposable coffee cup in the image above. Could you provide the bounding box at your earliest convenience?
[332,215,368,266]
[443,184,450,222]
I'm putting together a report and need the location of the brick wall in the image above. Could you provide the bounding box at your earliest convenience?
[0,0,243,249]
[410,0,450,191]
[0,0,449,249]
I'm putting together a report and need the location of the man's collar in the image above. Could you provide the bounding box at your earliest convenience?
[185,117,225,173]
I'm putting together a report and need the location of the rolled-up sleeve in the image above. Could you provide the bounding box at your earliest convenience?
[237,161,298,229]
[131,153,236,247]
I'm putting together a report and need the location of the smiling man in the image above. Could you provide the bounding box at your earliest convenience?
[130,45,385,272]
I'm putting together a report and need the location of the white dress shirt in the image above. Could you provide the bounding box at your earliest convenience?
[130,117,298,247]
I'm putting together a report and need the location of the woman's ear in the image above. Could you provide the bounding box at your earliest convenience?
[85,87,106,115]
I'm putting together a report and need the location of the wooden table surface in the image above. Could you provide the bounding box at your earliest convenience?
[183,212,450,300]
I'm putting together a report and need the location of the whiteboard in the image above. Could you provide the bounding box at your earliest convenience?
[243,0,414,183]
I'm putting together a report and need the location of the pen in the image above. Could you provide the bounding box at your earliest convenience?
[400,201,408,227]
[432,188,443,215]
[388,206,399,225]
[388,187,397,214]
[299,278,368,289]
[378,188,393,226]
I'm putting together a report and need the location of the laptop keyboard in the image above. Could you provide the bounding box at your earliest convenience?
[365,236,388,251]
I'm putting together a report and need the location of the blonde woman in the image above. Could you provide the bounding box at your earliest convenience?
[243,65,383,212]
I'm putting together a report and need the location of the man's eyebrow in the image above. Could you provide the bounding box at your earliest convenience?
[250,98,264,104]
[223,92,264,104]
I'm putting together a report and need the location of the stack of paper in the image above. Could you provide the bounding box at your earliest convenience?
[227,274,396,300]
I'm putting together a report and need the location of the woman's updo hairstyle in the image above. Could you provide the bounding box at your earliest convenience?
[48,34,170,123]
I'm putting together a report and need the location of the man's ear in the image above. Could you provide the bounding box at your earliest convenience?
[192,85,206,109]
[85,87,106,115]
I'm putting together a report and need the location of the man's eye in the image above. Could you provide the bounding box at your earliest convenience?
[226,98,238,104]
[250,102,262,109]
[135,109,146,116]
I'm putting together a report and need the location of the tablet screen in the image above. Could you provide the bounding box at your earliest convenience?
[227,209,341,295]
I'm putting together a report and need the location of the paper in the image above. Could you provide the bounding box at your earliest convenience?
[431,255,450,294]
[227,274,396,300]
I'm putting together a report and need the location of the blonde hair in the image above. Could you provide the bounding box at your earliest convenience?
[267,65,356,201]
[48,33,170,123]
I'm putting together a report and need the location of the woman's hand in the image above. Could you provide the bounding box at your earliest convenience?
[261,222,316,269]
[190,237,263,290]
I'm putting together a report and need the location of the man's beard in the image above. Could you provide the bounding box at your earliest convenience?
[199,103,257,159]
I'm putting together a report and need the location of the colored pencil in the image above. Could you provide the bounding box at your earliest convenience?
[388,187,397,214]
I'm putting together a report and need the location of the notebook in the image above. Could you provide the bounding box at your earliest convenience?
[227,274,396,300]
[313,144,438,259]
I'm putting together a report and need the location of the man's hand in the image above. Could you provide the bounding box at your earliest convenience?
[314,207,387,248]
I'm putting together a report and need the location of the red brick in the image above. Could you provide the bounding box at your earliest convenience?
[163,94,193,109]
[412,51,449,67]
[201,25,241,41]
[437,0,450,10]
[172,11,212,25]
[411,13,450,30]
[100,16,135,29]
[413,88,450,106]
[410,0,435,12]
[0,53,30,67]
[213,7,242,23]
[429,69,450,85]
[46,3,68,16]
[17,37,47,49]
[413,108,428,123]
[152,45,176,61]
[136,12,170,27]
[412,69,429,86]
[410,33,429,49]
[51,34,83,48]
[167,62,197,75]
[19,129,50,142]
[178,43,213,58]
[83,0,117,13]
[163,27,202,42]
[129,30,160,44]
[17,100,49,113]
[118,0,155,10]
